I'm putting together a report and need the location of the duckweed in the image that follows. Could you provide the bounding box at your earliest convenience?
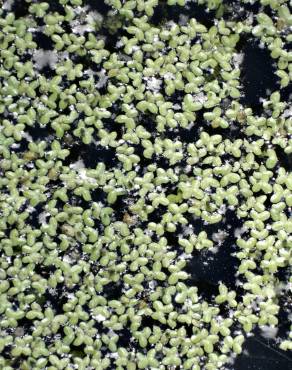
[0,0,291,369]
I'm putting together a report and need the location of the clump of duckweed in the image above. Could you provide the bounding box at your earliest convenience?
[0,0,291,369]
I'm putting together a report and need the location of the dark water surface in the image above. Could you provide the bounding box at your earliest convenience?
[4,0,292,369]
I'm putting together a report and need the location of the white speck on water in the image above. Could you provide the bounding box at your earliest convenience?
[218,204,227,215]
[3,0,13,10]
[27,206,35,213]
[38,211,49,224]
[148,280,157,289]
[22,131,33,142]
[72,23,94,34]
[212,230,228,245]
[66,293,75,300]
[193,92,207,104]
[70,159,85,170]
[131,45,140,53]
[94,314,106,322]
[74,6,85,15]
[116,40,124,48]
[260,325,278,339]
[96,69,108,89]
[234,226,248,238]
[63,255,73,264]
[182,224,193,236]
[164,72,175,80]
[179,253,192,260]
[283,106,292,118]
[173,103,181,110]
[151,34,159,43]
[11,143,20,149]
[33,50,58,69]
[259,41,265,49]
[233,53,244,68]
[145,77,162,92]
[72,10,103,34]
[210,246,219,254]
[78,168,97,184]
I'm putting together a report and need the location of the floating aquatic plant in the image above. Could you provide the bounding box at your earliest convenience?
[0,0,291,369]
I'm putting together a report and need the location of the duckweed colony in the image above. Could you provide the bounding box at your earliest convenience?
[0,0,292,369]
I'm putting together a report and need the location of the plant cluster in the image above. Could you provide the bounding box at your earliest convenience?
[0,0,291,369]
